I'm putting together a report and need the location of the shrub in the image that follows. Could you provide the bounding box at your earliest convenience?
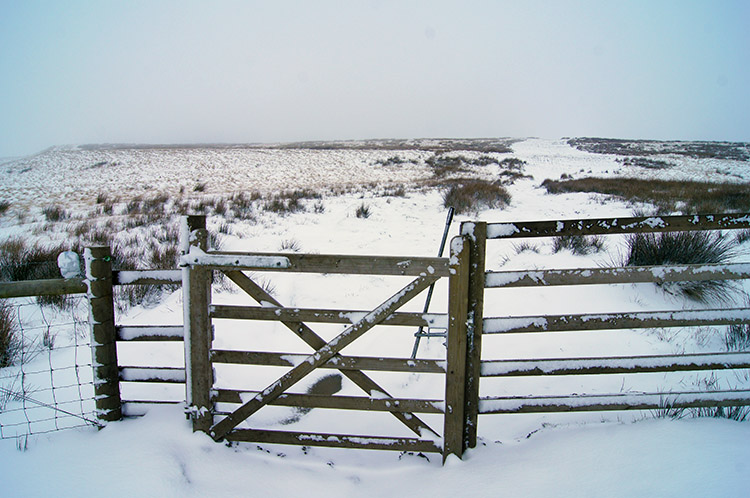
[374,156,406,167]
[149,244,180,269]
[735,229,750,245]
[618,157,674,170]
[442,179,511,214]
[725,296,750,351]
[426,155,470,177]
[725,323,750,351]
[194,182,207,192]
[499,157,527,170]
[0,238,81,282]
[279,239,302,252]
[624,231,737,303]
[0,200,10,215]
[541,177,750,214]
[552,235,605,256]
[0,300,21,368]
[355,203,371,219]
[42,205,69,222]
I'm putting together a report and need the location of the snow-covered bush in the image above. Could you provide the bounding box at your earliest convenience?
[442,179,510,214]
[624,231,738,303]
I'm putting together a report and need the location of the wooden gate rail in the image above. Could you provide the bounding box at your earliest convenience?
[481,352,750,376]
[213,390,444,413]
[184,248,451,276]
[486,262,750,288]
[459,212,750,453]
[210,304,447,328]
[180,215,465,458]
[479,390,750,414]
[484,308,750,334]
[483,213,750,239]
[226,429,441,453]
[211,350,446,373]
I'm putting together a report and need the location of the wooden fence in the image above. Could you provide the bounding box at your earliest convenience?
[457,213,750,453]
[2,213,750,463]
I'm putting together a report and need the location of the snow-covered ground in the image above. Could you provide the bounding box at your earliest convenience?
[1,138,749,497]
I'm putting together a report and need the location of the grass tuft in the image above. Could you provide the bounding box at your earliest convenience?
[442,179,511,214]
[42,205,69,222]
[0,300,22,368]
[355,203,371,219]
[279,239,302,252]
[552,235,605,256]
[624,231,738,303]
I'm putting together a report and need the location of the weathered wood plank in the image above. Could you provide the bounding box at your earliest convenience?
[460,221,486,450]
[211,350,446,373]
[119,367,186,383]
[213,389,444,413]
[210,273,440,441]
[85,246,122,423]
[113,270,182,286]
[479,389,750,414]
[485,262,750,288]
[182,215,213,433]
[443,235,470,461]
[483,307,750,334]
[116,325,184,341]
[226,429,442,453]
[486,213,750,239]
[197,251,450,276]
[480,352,750,377]
[0,278,87,298]
[220,270,441,439]
[210,304,448,328]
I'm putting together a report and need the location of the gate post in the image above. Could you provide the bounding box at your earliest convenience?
[461,221,487,449]
[181,215,213,433]
[443,235,470,461]
[85,246,122,422]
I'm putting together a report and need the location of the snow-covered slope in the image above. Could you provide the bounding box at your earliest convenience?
[1,138,749,497]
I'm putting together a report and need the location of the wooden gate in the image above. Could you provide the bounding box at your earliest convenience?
[459,213,750,452]
[179,216,473,460]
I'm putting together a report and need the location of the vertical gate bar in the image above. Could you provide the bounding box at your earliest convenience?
[443,235,470,462]
[181,215,213,433]
[85,246,122,422]
[461,221,487,449]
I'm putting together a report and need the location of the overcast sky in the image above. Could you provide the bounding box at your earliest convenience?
[1,0,748,157]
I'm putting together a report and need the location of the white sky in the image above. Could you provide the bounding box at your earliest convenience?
[1,0,748,157]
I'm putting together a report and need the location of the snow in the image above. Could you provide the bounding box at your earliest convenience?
[2,138,750,495]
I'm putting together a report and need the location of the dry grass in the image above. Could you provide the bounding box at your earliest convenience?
[552,235,605,256]
[623,231,738,303]
[0,300,21,368]
[541,177,750,214]
[442,179,511,214]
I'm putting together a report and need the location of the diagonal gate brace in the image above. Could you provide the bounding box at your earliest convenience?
[220,271,441,438]
[210,272,440,441]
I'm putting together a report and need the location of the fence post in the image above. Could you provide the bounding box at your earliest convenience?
[181,215,213,433]
[461,221,486,449]
[85,246,122,422]
[443,235,470,462]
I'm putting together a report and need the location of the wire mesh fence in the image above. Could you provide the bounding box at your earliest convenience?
[0,296,101,441]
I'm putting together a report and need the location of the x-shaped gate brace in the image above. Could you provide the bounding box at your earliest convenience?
[209,269,442,442]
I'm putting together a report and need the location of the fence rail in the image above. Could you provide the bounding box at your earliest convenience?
[2,212,749,463]
[458,212,750,456]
